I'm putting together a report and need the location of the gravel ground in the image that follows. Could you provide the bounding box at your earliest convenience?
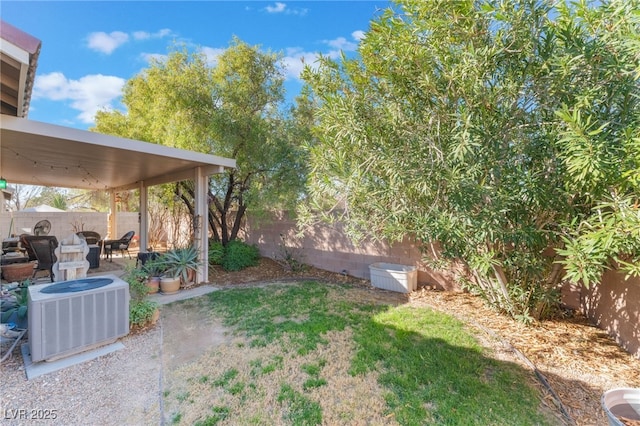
[1,258,162,425]
[1,327,162,425]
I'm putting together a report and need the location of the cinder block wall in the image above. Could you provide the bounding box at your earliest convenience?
[244,212,461,291]
[0,211,139,242]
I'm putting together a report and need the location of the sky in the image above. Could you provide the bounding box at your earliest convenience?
[2,1,389,130]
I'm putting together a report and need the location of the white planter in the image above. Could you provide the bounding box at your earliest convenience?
[602,388,640,426]
[369,262,417,293]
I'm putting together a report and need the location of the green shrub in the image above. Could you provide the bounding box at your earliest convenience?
[130,299,158,327]
[123,265,149,302]
[222,240,260,271]
[208,240,225,265]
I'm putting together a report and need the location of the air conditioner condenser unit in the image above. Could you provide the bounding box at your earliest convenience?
[28,275,129,362]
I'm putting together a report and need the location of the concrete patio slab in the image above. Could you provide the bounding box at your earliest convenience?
[21,341,125,380]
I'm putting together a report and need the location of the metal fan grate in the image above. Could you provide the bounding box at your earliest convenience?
[33,219,51,236]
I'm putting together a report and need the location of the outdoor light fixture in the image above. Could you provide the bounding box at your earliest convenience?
[0,177,6,190]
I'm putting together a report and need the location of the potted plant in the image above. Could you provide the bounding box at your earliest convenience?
[2,261,35,283]
[153,252,180,295]
[161,245,201,289]
[142,257,165,294]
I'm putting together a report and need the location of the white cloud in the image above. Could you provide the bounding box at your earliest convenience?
[264,2,307,16]
[200,46,226,67]
[352,30,365,41]
[281,47,321,80]
[324,36,359,53]
[280,31,364,80]
[87,31,129,54]
[88,29,173,54]
[265,2,286,13]
[141,52,167,64]
[33,72,125,124]
[133,28,173,41]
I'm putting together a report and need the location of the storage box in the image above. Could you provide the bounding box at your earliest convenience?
[369,262,417,293]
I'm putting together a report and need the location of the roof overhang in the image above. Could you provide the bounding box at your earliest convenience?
[0,115,236,191]
[0,20,41,118]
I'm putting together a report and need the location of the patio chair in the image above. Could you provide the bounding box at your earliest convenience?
[102,231,135,262]
[76,231,101,246]
[22,235,58,282]
[19,233,38,261]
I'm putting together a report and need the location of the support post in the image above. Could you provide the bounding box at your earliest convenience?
[194,167,209,283]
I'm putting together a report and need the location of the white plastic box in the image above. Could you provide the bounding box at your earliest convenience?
[369,262,418,293]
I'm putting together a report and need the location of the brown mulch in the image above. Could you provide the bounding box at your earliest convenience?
[207,257,640,426]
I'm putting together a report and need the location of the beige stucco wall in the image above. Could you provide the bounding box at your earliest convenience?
[562,272,640,359]
[4,208,636,358]
[245,212,638,359]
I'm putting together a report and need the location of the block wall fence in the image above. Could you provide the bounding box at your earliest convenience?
[242,212,462,291]
[0,211,139,244]
[1,209,636,358]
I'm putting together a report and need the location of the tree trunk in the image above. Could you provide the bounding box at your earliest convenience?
[491,263,513,310]
[229,204,247,241]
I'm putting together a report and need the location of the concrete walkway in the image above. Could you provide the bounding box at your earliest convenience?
[148,284,220,305]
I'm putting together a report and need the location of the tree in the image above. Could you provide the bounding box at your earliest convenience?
[301,0,640,321]
[94,38,308,244]
[27,187,68,210]
[6,184,41,211]
[552,1,640,285]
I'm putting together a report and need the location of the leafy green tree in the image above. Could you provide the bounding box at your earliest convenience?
[94,38,308,244]
[301,0,639,321]
[29,187,68,211]
[552,1,640,285]
[50,193,67,211]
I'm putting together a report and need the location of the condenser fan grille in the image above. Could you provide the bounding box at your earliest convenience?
[33,220,51,236]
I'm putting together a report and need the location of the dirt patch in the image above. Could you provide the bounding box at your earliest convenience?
[161,297,233,370]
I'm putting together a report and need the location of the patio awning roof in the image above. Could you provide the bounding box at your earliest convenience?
[0,115,236,191]
[0,20,235,191]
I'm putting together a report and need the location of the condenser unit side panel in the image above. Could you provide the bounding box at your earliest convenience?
[28,278,130,362]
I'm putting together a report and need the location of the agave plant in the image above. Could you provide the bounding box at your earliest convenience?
[160,245,201,285]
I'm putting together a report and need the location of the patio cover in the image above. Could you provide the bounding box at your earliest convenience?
[0,115,236,283]
[0,116,235,190]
